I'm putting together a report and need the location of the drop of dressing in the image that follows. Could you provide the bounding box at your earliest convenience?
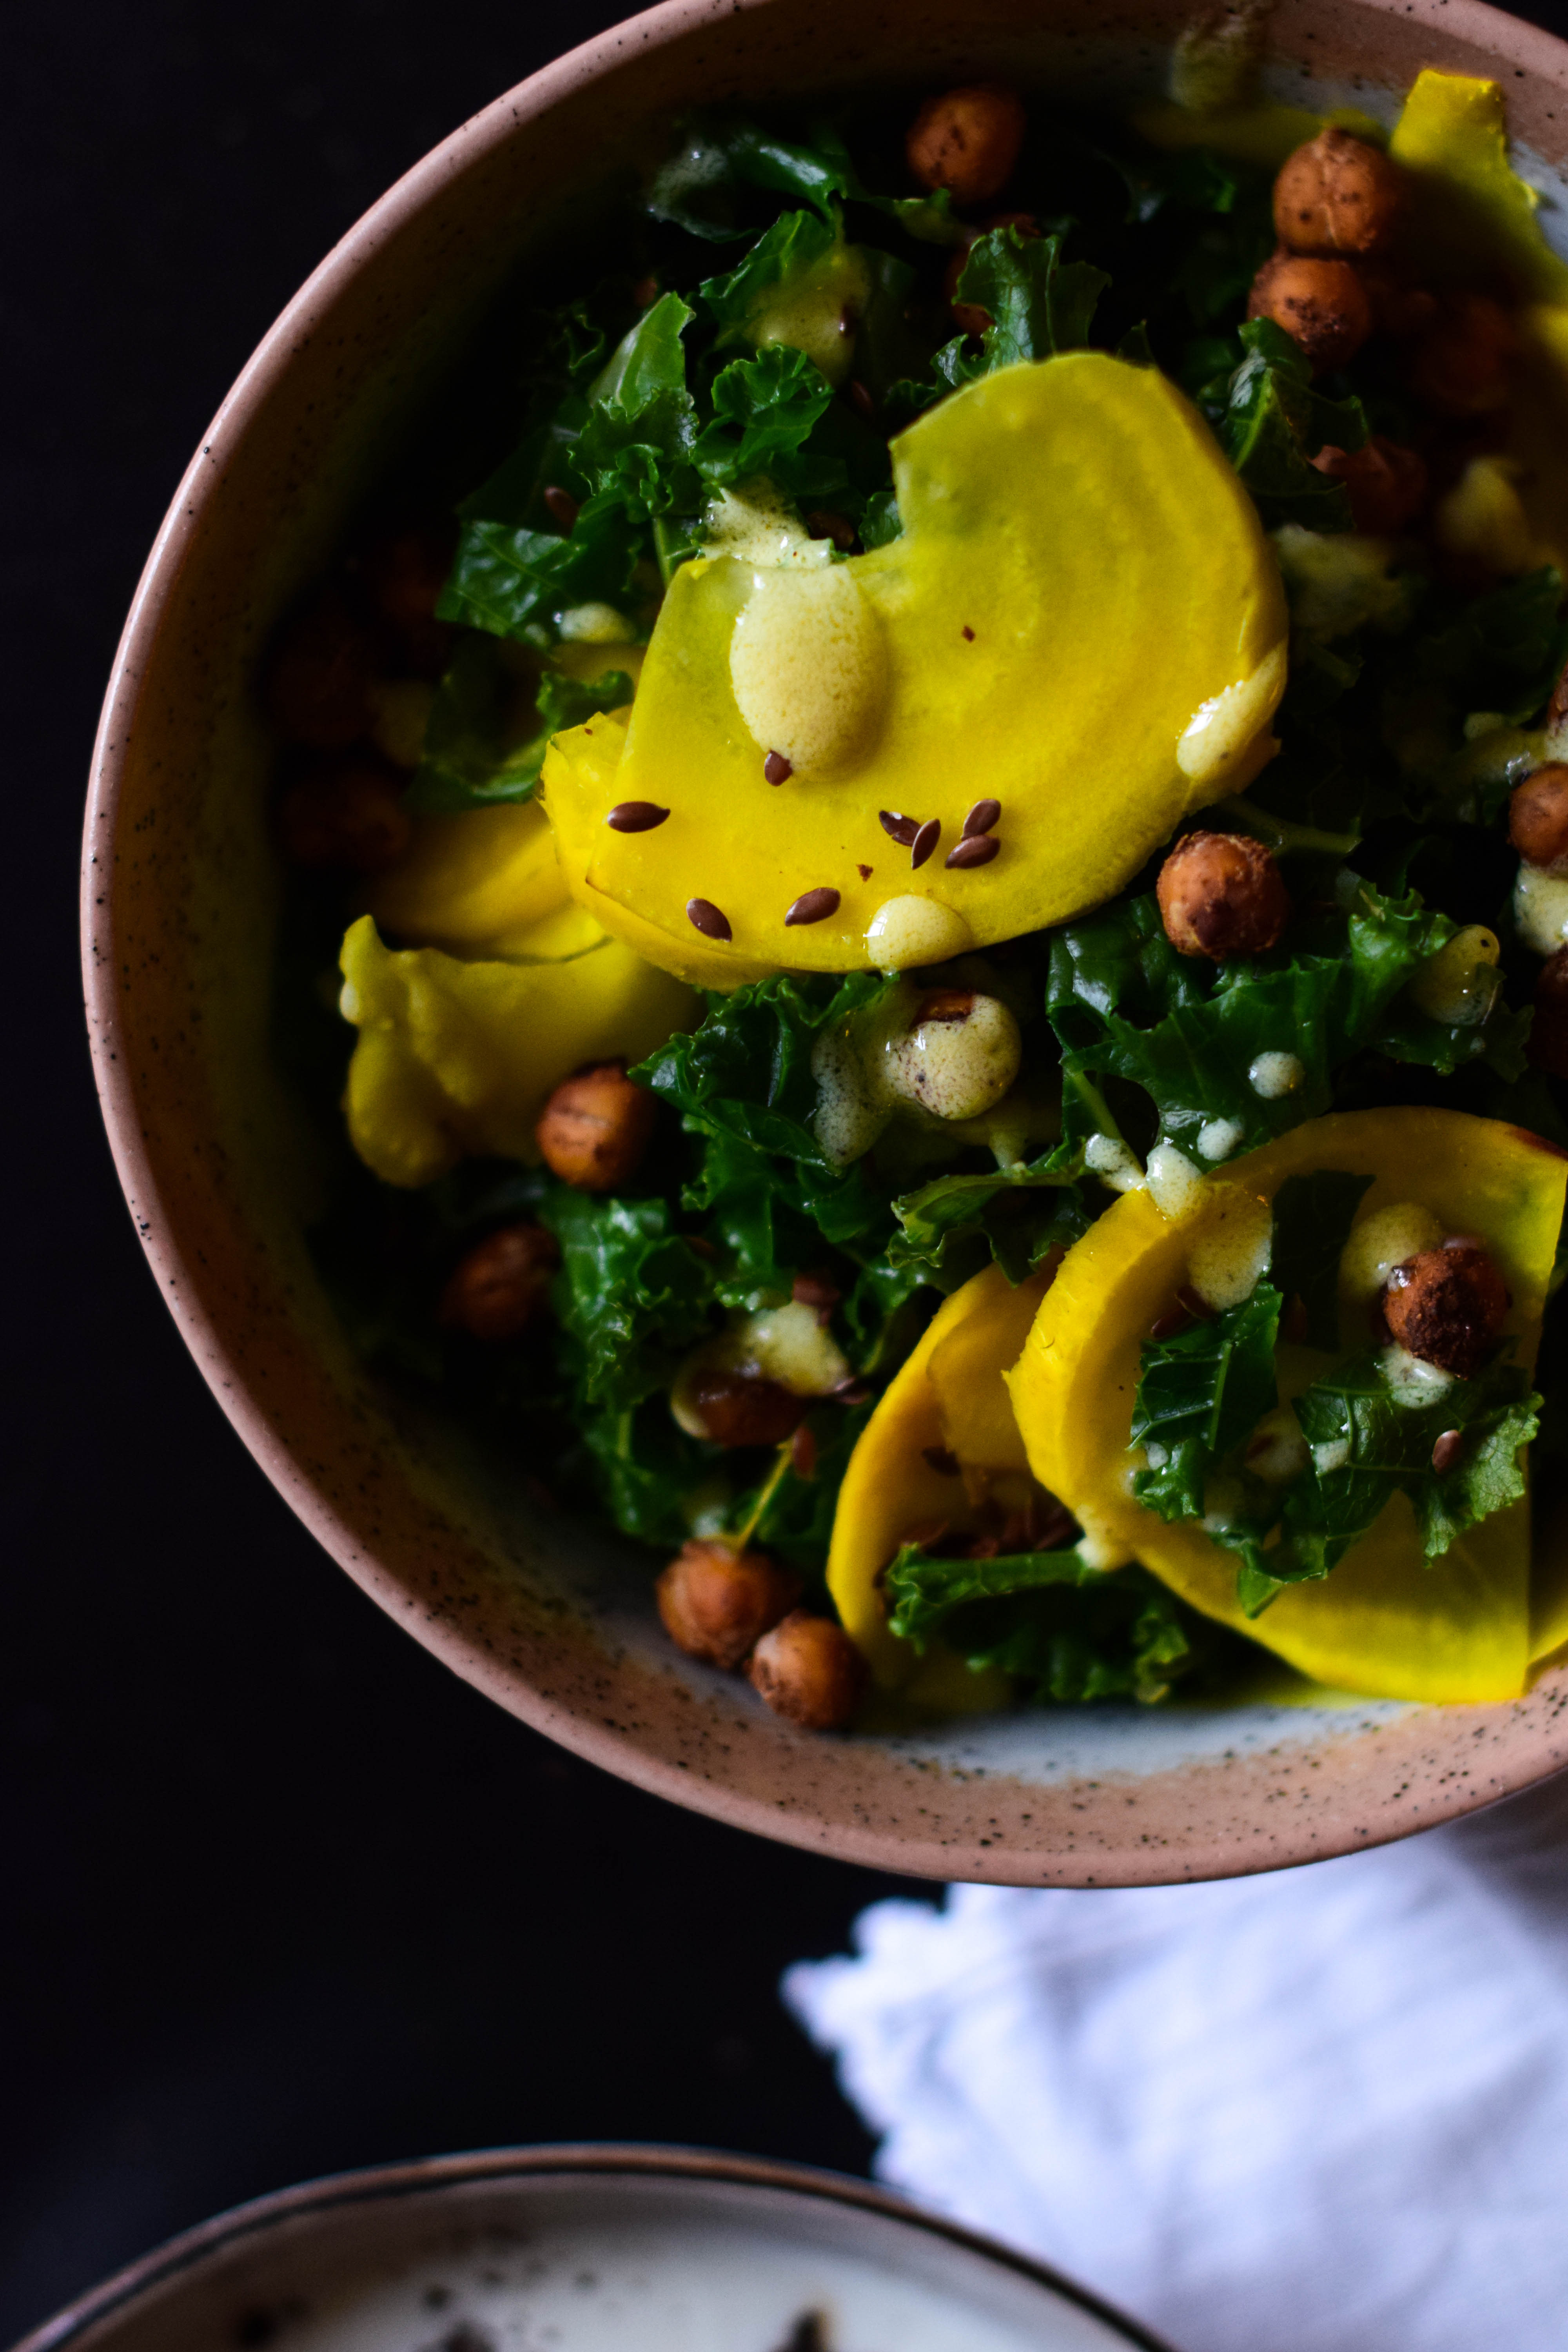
[730,563,885,775]
[1176,641,1287,786]
[1187,1184,1273,1310]
[1338,1201,1443,1301]
[864,895,973,971]
[1514,864,1568,956]
[1249,1051,1303,1099]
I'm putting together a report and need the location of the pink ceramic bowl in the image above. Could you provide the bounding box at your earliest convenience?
[15,2146,1169,2352]
[84,0,1568,1887]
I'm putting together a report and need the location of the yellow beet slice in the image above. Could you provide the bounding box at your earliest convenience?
[1006,1109,1568,1703]
[364,801,568,957]
[542,353,1287,983]
[828,1259,1053,1692]
[337,913,698,1187]
[1390,71,1568,305]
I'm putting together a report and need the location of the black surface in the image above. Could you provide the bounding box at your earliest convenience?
[13,2,1568,2341]
[4,4,926,2337]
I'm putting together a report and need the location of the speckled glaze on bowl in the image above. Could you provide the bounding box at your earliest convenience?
[85,0,1568,1885]
[12,2145,1171,2352]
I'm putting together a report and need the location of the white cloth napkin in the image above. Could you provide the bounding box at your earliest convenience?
[784,1778,1568,2352]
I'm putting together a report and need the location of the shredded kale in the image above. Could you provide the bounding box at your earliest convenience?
[1047,871,1525,1168]
[1198,317,1367,530]
[884,1545,1202,1703]
[1131,1285,1283,1523]
[405,644,633,814]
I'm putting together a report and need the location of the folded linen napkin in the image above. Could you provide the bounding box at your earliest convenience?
[784,1778,1568,2352]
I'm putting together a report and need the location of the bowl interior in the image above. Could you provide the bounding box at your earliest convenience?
[84,0,1568,1885]
[23,2152,1165,2352]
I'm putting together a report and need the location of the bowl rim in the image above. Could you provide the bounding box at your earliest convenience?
[11,2141,1175,2352]
[80,0,1568,1886]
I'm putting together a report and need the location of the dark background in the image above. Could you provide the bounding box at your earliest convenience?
[12,0,1568,2339]
[4,2,927,2336]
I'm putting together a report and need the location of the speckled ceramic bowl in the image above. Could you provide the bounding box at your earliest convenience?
[13,2146,1170,2352]
[85,0,1568,1885]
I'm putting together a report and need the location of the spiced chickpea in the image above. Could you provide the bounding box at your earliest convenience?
[1510,765,1568,874]
[1247,250,1372,374]
[747,1610,867,1731]
[1406,292,1519,416]
[906,85,1026,207]
[1529,947,1568,1080]
[1272,127,1405,257]
[1311,435,1428,534]
[656,1540,801,1671]
[1156,832,1290,962]
[359,527,456,677]
[1383,1240,1510,1377]
[277,755,412,872]
[678,1369,808,1449]
[265,588,382,747]
[535,1062,655,1190]
[439,1223,559,1341]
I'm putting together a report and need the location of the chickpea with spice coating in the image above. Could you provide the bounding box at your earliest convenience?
[656,1541,801,1672]
[1510,765,1568,874]
[535,1061,655,1191]
[1156,833,1290,962]
[439,1223,559,1342]
[277,755,412,873]
[1529,948,1568,1080]
[1311,436,1428,535]
[747,1610,867,1731]
[1272,127,1405,257]
[906,85,1025,207]
[1248,250,1372,374]
[1383,1240,1510,1378]
[265,587,383,748]
[1406,292,1518,416]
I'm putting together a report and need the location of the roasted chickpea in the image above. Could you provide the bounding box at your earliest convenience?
[1247,250,1372,374]
[655,1540,802,1671]
[747,1610,867,1730]
[276,755,412,872]
[439,1222,559,1341]
[906,85,1026,207]
[358,527,456,677]
[1510,764,1568,874]
[1383,1240,1510,1377]
[677,1368,809,1449]
[535,1061,655,1191]
[1529,947,1568,1080]
[1156,832,1290,962]
[1272,127,1405,258]
[1310,435,1428,534]
[1406,291,1519,417]
[265,588,381,747]
[1548,656,1568,733]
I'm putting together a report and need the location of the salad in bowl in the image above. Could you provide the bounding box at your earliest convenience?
[266,53,1568,1740]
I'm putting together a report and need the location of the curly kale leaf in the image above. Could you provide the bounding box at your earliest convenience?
[633,971,898,1249]
[405,642,632,814]
[644,113,850,240]
[1130,1285,1283,1522]
[1047,874,1515,1165]
[884,1546,1200,1704]
[952,224,1111,368]
[1200,318,1367,529]
[539,1189,716,1414]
